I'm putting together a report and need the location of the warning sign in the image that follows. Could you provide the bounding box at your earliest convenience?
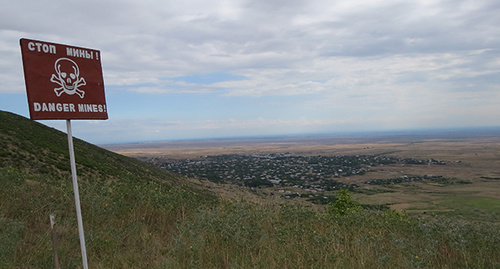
[20,38,108,120]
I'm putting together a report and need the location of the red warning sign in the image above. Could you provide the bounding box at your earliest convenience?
[20,38,108,120]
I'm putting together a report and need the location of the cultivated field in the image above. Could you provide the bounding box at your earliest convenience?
[103,133,500,216]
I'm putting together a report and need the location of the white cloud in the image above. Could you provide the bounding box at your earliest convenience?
[2,0,500,143]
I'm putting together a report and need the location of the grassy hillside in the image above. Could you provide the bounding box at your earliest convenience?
[2,110,500,268]
[1,110,201,184]
[0,110,216,268]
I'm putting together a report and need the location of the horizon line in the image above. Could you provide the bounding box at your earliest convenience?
[99,125,500,146]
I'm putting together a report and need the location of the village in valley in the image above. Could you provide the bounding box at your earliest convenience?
[148,153,450,204]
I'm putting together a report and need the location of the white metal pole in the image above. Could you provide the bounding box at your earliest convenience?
[66,119,89,269]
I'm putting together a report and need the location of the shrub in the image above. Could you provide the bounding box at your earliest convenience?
[327,189,363,217]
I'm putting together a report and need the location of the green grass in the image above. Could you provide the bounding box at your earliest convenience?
[436,196,500,220]
[0,110,194,185]
[2,110,500,268]
[165,201,500,268]
[406,195,500,221]
[354,188,395,195]
[3,164,500,268]
[0,167,214,268]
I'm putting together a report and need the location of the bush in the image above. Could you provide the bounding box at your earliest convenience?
[327,189,363,217]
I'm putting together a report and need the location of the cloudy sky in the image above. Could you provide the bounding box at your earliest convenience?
[1,0,499,144]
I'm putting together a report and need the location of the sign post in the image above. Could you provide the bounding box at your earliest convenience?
[20,38,108,269]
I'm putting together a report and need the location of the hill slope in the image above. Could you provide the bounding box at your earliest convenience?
[0,110,216,268]
[1,110,197,184]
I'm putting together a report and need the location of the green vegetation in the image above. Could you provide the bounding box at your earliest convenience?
[326,189,363,216]
[0,166,211,268]
[2,110,500,268]
[366,175,472,186]
[0,111,215,268]
[0,110,199,184]
[166,198,500,268]
[354,188,395,195]
[438,196,500,220]
[160,154,429,189]
[480,176,500,180]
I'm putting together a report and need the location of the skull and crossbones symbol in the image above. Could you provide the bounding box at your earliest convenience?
[50,58,86,98]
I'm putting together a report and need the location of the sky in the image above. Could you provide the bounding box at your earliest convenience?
[1,0,500,144]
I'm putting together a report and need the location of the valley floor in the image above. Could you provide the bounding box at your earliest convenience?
[105,134,500,216]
